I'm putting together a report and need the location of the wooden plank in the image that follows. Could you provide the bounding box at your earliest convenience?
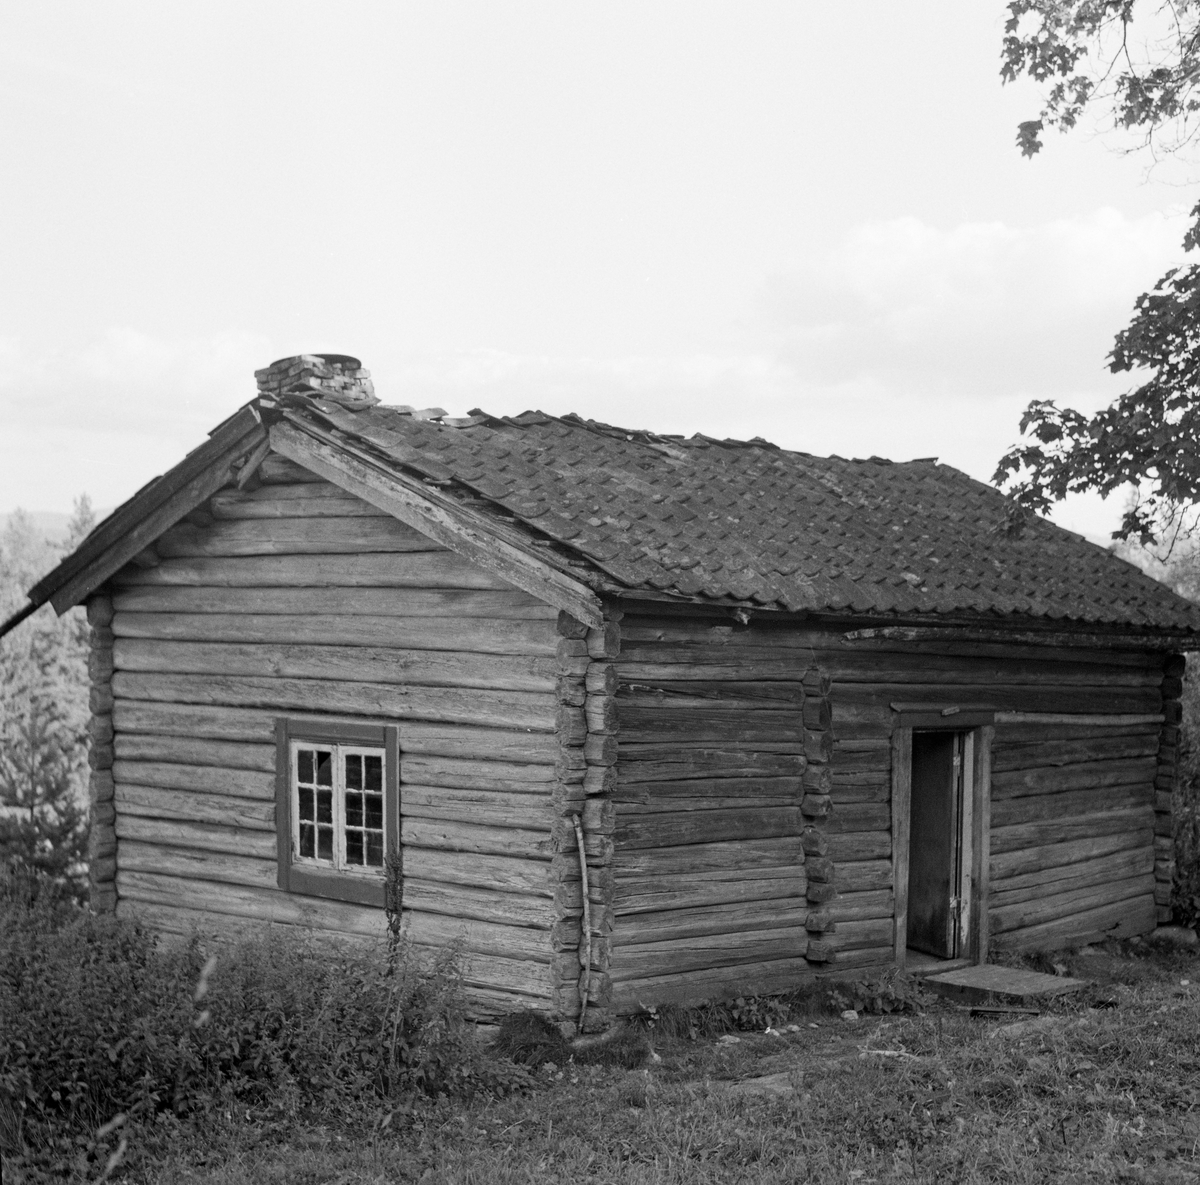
[110,672,557,733]
[827,889,895,923]
[991,892,1157,951]
[617,795,801,814]
[990,828,1154,881]
[402,818,554,860]
[618,708,802,745]
[991,782,1154,829]
[836,860,894,892]
[992,733,1161,773]
[402,879,556,929]
[613,776,802,804]
[117,840,277,889]
[613,837,803,877]
[616,898,812,946]
[402,911,550,964]
[611,927,809,980]
[269,419,604,626]
[115,814,276,858]
[836,683,1162,716]
[991,757,1158,799]
[401,848,553,896]
[990,872,1156,935]
[117,899,375,946]
[974,725,993,964]
[210,490,392,519]
[828,917,893,953]
[156,516,443,557]
[402,784,550,830]
[114,783,275,829]
[113,757,275,798]
[824,803,890,832]
[116,869,388,937]
[113,638,558,693]
[827,832,891,861]
[257,455,325,484]
[615,807,802,849]
[113,611,558,657]
[113,734,276,772]
[401,755,556,790]
[618,684,805,708]
[615,872,807,916]
[112,552,515,591]
[824,653,1167,687]
[110,700,559,762]
[111,585,558,619]
[990,847,1154,910]
[990,806,1154,855]
[610,957,814,1010]
[891,728,912,968]
[617,750,805,781]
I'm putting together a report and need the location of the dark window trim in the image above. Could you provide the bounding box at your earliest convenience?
[275,717,400,908]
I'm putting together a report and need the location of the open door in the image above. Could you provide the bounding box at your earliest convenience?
[907,730,972,959]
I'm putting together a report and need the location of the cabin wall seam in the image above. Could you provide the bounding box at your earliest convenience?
[1154,654,1184,922]
[86,590,117,912]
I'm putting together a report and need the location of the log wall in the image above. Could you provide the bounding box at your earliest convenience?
[609,610,1169,999]
[106,454,564,1015]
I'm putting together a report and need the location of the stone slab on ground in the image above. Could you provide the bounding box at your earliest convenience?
[922,963,1087,1004]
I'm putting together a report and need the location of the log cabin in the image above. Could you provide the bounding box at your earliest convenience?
[5,353,1198,1029]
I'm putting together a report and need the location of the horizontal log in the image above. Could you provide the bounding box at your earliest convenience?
[991,893,1157,952]
[114,637,557,694]
[112,585,557,620]
[210,486,389,519]
[825,803,891,833]
[615,777,803,803]
[113,735,276,774]
[992,757,1158,799]
[403,911,549,964]
[113,552,513,591]
[113,611,558,658]
[830,778,889,804]
[834,859,893,893]
[614,837,803,878]
[827,832,891,862]
[617,708,802,745]
[617,684,806,708]
[823,653,1166,688]
[991,783,1154,829]
[401,879,556,929]
[617,748,805,781]
[990,827,1154,881]
[992,733,1161,773]
[827,917,893,952]
[111,700,559,762]
[615,807,802,850]
[402,784,550,830]
[615,899,811,946]
[114,782,275,829]
[609,957,814,1010]
[989,847,1154,911]
[115,814,275,859]
[257,456,326,485]
[617,795,800,815]
[402,818,554,860]
[991,806,1154,855]
[115,899,366,946]
[117,839,277,889]
[116,870,388,937]
[111,672,556,733]
[614,872,807,916]
[827,889,894,923]
[991,872,1156,935]
[401,848,552,896]
[402,755,556,791]
[610,927,809,981]
[155,516,441,558]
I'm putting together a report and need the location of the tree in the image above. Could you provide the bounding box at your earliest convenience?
[0,500,94,901]
[994,1,1200,547]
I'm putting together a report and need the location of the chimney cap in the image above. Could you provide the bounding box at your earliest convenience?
[267,353,362,370]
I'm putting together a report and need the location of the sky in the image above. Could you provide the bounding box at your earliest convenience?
[0,2,1193,541]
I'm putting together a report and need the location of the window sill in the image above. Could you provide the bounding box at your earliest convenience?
[285,864,386,908]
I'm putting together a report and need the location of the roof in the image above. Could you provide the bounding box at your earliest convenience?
[270,399,1200,633]
[8,353,1200,639]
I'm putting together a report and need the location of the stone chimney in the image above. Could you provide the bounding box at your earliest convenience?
[255,353,379,411]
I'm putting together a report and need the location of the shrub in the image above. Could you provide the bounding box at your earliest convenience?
[1173,659,1200,930]
[0,886,525,1155]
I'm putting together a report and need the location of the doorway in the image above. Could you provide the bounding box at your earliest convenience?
[907,730,973,961]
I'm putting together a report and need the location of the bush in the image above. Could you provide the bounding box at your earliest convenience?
[0,886,526,1155]
[1173,660,1200,931]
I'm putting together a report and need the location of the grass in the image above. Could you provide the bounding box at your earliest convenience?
[21,937,1196,1185]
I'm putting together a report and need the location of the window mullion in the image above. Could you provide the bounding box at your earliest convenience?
[333,743,345,872]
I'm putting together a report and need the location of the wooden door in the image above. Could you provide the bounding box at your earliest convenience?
[907,731,965,957]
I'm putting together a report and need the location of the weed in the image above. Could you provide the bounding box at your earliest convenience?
[828,970,932,1016]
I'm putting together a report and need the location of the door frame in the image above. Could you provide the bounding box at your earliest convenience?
[891,709,994,970]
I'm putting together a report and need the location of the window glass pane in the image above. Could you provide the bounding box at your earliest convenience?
[364,755,382,792]
[316,789,333,825]
[364,792,383,830]
[345,791,363,828]
[299,822,315,858]
[316,751,333,786]
[317,825,333,861]
[345,831,363,865]
[298,786,314,822]
[297,749,314,784]
[345,754,362,790]
[366,832,383,866]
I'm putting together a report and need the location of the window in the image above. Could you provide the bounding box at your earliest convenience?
[275,719,399,907]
